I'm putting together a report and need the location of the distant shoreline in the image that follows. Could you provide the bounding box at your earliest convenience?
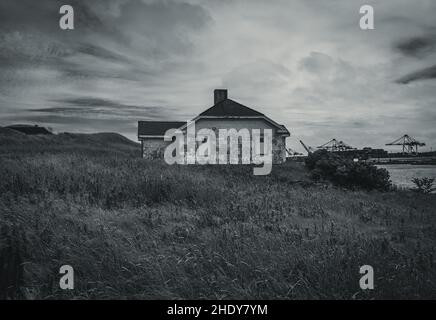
[368,158,436,165]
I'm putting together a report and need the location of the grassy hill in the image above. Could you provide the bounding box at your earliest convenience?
[0,128,140,157]
[1,129,435,299]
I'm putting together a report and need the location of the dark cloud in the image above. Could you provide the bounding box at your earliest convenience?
[395,36,436,57]
[299,52,334,73]
[0,0,211,77]
[77,44,131,63]
[29,97,179,120]
[396,65,436,84]
[54,97,137,108]
[0,0,211,131]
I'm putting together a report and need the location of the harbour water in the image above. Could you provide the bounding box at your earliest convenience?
[377,164,436,189]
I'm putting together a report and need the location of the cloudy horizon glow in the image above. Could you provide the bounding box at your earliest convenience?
[1,0,436,153]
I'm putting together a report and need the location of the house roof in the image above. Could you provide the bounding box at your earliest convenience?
[200,99,265,117]
[6,124,52,135]
[138,94,290,138]
[138,121,185,136]
[194,98,289,135]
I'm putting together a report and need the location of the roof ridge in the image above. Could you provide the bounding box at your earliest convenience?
[199,98,265,117]
[225,98,265,116]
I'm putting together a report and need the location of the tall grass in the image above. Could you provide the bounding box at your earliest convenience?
[1,133,436,299]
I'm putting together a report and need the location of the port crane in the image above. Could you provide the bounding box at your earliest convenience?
[317,139,355,152]
[386,134,425,154]
[299,140,315,155]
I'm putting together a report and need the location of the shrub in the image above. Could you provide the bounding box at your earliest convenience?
[412,177,435,194]
[305,150,391,191]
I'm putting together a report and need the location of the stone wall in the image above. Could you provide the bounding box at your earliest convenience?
[272,135,287,163]
[140,118,288,164]
[193,118,287,164]
[140,138,169,160]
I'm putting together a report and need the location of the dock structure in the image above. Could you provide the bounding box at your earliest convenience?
[386,134,425,154]
[317,139,355,152]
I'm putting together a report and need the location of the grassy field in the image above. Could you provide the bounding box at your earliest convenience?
[1,128,436,299]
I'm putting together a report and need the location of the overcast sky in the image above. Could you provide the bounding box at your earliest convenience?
[1,0,436,152]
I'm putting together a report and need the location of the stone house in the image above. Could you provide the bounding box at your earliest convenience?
[137,89,290,163]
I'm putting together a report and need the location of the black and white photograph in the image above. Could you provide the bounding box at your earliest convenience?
[1,0,436,309]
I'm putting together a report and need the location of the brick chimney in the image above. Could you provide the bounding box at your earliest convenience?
[214,89,228,105]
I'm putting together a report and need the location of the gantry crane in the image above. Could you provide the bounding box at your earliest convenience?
[317,139,355,152]
[386,134,425,154]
